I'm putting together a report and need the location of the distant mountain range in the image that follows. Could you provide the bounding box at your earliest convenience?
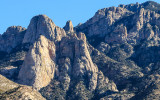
[1,1,160,100]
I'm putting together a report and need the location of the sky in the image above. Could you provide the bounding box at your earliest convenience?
[0,0,160,34]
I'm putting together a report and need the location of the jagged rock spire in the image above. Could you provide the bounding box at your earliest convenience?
[63,20,74,32]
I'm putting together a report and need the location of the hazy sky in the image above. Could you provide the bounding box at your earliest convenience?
[0,0,160,34]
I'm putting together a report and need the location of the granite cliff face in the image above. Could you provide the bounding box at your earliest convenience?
[18,35,56,90]
[23,15,66,44]
[18,15,65,90]
[1,1,160,100]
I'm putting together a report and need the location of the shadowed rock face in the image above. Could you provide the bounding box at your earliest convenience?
[0,26,26,52]
[57,32,99,91]
[2,1,160,100]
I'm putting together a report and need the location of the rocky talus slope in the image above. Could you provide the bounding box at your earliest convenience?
[1,1,160,100]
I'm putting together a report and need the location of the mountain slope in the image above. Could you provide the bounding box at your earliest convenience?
[1,1,160,100]
[0,75,45,100]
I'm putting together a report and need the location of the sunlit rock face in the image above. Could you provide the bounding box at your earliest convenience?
[18,35,56,90]
[23,15,66,44]
[18,15,67,90]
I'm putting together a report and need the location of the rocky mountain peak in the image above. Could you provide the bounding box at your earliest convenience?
[23,14,66,44]
[63,20,74,32]
[0,26,26,52]
[4,26,26,35]
[142,1,160,8]
[76,6,133,37]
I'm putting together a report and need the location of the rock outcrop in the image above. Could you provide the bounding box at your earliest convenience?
[63,20,74,33]
[76,7,133,37]
[18,15,117,95]
[18,35,56,90]
[40,32,118,100]
[23,15,66,44]
[105,24,128,43]
[57,32,99,91]
[18,15,67,90]
[0,26,26,52]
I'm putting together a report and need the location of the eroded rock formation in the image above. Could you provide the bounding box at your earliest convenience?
[1,1,160,100]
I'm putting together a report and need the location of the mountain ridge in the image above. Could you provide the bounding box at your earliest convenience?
[1,1,160,100]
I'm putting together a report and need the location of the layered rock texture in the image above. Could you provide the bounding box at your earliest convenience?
[1,1,160,100]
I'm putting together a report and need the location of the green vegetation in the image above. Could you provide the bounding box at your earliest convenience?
[67,81,93,100]
[40,80,66,100]
[40,79,94,100]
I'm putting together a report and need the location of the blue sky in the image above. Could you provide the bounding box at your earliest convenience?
[0,0,160,34]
